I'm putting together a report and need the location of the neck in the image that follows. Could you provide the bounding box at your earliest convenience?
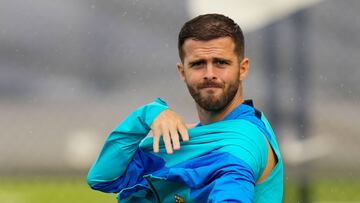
[197,89,243,125]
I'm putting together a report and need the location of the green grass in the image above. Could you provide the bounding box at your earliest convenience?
[0,176,115,203]
[284,177,360,202]
[1,176,360,203]
[314,178,360,201]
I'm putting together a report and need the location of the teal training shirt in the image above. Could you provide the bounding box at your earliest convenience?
[193,99,284,202]
[87,98,284,202]
[253,113,284,202]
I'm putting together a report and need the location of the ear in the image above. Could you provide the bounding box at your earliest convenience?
[239,57,250,81]
[176,62,185,81]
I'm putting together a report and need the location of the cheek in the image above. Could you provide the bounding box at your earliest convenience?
[185,78,198,89]
[226,69,240,81]
[184,72,201,84]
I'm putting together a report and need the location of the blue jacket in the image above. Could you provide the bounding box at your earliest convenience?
[87,98,283,202]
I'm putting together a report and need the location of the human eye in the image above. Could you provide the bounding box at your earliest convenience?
[214,59,230,66]
[189,60,205,68]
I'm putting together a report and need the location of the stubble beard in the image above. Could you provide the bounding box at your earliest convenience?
[186,79,240,112]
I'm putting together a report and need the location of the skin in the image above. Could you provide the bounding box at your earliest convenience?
[151,37,249,154]
[150,109,189,154]
[177,37,249,124]
[150,36,275,182]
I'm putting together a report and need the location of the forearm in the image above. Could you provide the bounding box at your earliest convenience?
[87,98,168,190]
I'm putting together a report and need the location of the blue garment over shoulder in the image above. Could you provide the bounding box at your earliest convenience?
[87,98,283,202]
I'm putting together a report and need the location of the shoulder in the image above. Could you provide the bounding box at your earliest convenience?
[211,120,269,179]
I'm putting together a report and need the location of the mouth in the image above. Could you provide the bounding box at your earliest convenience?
[201,86,221,90]
[199,83,223,94]
[200,86,222,95]
[199,83,223,89]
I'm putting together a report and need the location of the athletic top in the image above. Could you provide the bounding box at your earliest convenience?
[87,98,283,202]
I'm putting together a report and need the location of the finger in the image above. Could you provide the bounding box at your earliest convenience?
[162,127,173,154]
[152,128,160,153]
[170,127,180,150]
[178,123,189,142]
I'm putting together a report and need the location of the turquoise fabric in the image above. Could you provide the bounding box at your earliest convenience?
[87,98,283,202]
[87,98,168,186]
[139,119,268,180]
[254,114,284,203]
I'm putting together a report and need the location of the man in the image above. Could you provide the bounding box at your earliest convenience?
[87,14,283,202]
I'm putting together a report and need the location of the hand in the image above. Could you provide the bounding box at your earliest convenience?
[150,109,189,154]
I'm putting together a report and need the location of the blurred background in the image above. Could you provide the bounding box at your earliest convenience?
[1,0,359,202]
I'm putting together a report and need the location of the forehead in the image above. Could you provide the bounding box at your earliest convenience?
[182,37,236,61]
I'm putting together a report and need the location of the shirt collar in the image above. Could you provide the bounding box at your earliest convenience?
[196,99,255,127]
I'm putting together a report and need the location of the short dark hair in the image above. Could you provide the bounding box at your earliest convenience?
[178,13,245,61]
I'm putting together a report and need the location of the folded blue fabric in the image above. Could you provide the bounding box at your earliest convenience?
[87,98,283,202]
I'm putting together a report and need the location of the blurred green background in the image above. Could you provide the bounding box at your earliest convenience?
[1,176,360,202]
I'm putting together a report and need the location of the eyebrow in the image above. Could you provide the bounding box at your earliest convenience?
[188,59,206,66]
[213,57,232,64]
[188,57,233,67]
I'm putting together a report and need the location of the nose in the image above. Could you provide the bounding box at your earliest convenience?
[204,64,217,80]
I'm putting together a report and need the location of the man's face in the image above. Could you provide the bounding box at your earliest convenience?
[177,37,249,111]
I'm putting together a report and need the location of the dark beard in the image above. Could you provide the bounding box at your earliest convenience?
[186,79,240,112]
